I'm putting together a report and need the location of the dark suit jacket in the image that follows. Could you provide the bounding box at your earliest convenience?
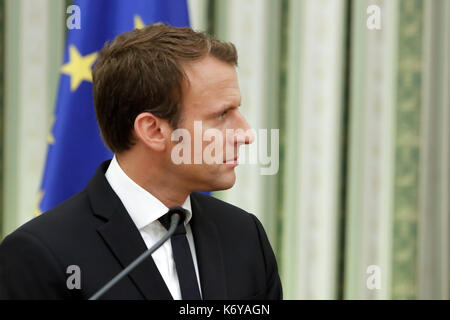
[0,160,282,300]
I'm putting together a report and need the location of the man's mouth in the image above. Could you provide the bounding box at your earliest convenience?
[224,156,239,165]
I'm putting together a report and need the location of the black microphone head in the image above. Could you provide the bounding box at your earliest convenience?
[167,206,188,224]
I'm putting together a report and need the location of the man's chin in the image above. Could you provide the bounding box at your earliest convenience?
[198,172,236,192]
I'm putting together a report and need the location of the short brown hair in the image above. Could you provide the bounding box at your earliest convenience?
[92,23,238,154]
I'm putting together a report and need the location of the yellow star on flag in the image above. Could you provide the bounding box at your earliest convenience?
[34,190,44,216]
[61,45,98,92]
[134,15,145,29]
[47,115,56,145]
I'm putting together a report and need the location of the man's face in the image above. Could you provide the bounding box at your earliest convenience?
[166,55,253,192]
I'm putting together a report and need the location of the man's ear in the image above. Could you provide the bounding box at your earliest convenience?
[134,112,170,152]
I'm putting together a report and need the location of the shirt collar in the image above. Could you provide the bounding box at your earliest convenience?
[105,156,192,230]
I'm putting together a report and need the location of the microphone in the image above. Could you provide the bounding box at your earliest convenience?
[89,206,188,300]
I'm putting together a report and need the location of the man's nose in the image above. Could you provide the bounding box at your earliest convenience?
[234,112,255,145]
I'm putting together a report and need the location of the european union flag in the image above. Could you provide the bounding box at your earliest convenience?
[38,0,190,214]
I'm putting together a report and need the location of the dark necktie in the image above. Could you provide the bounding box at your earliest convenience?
[159,211,202,300]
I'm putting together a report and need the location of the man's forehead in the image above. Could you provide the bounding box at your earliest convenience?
[184,56,237,82]
[190,81,240,102]
[182,58,240,101]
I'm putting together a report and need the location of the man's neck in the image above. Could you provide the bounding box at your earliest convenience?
[115,154,190,209]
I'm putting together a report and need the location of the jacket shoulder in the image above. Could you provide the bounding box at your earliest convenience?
[4,189,93,245]
[191,191,256,224]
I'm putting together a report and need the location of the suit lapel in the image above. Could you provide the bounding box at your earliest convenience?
[88,160,173,300]
[190,192,228,299]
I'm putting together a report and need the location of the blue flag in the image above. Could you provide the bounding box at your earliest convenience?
[38,0,190,214]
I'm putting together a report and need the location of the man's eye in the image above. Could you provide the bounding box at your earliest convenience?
[218,110,228,119]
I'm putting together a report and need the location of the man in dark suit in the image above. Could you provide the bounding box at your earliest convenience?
[0,24,282,300]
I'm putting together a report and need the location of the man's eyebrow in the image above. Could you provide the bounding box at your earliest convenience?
[210,100,242,114]
[222,101,242,109]
[213,102,236,111]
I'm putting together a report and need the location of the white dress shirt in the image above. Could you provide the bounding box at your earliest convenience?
[105,156,202,300]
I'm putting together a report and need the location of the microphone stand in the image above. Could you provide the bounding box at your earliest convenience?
[89,213,181,300]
